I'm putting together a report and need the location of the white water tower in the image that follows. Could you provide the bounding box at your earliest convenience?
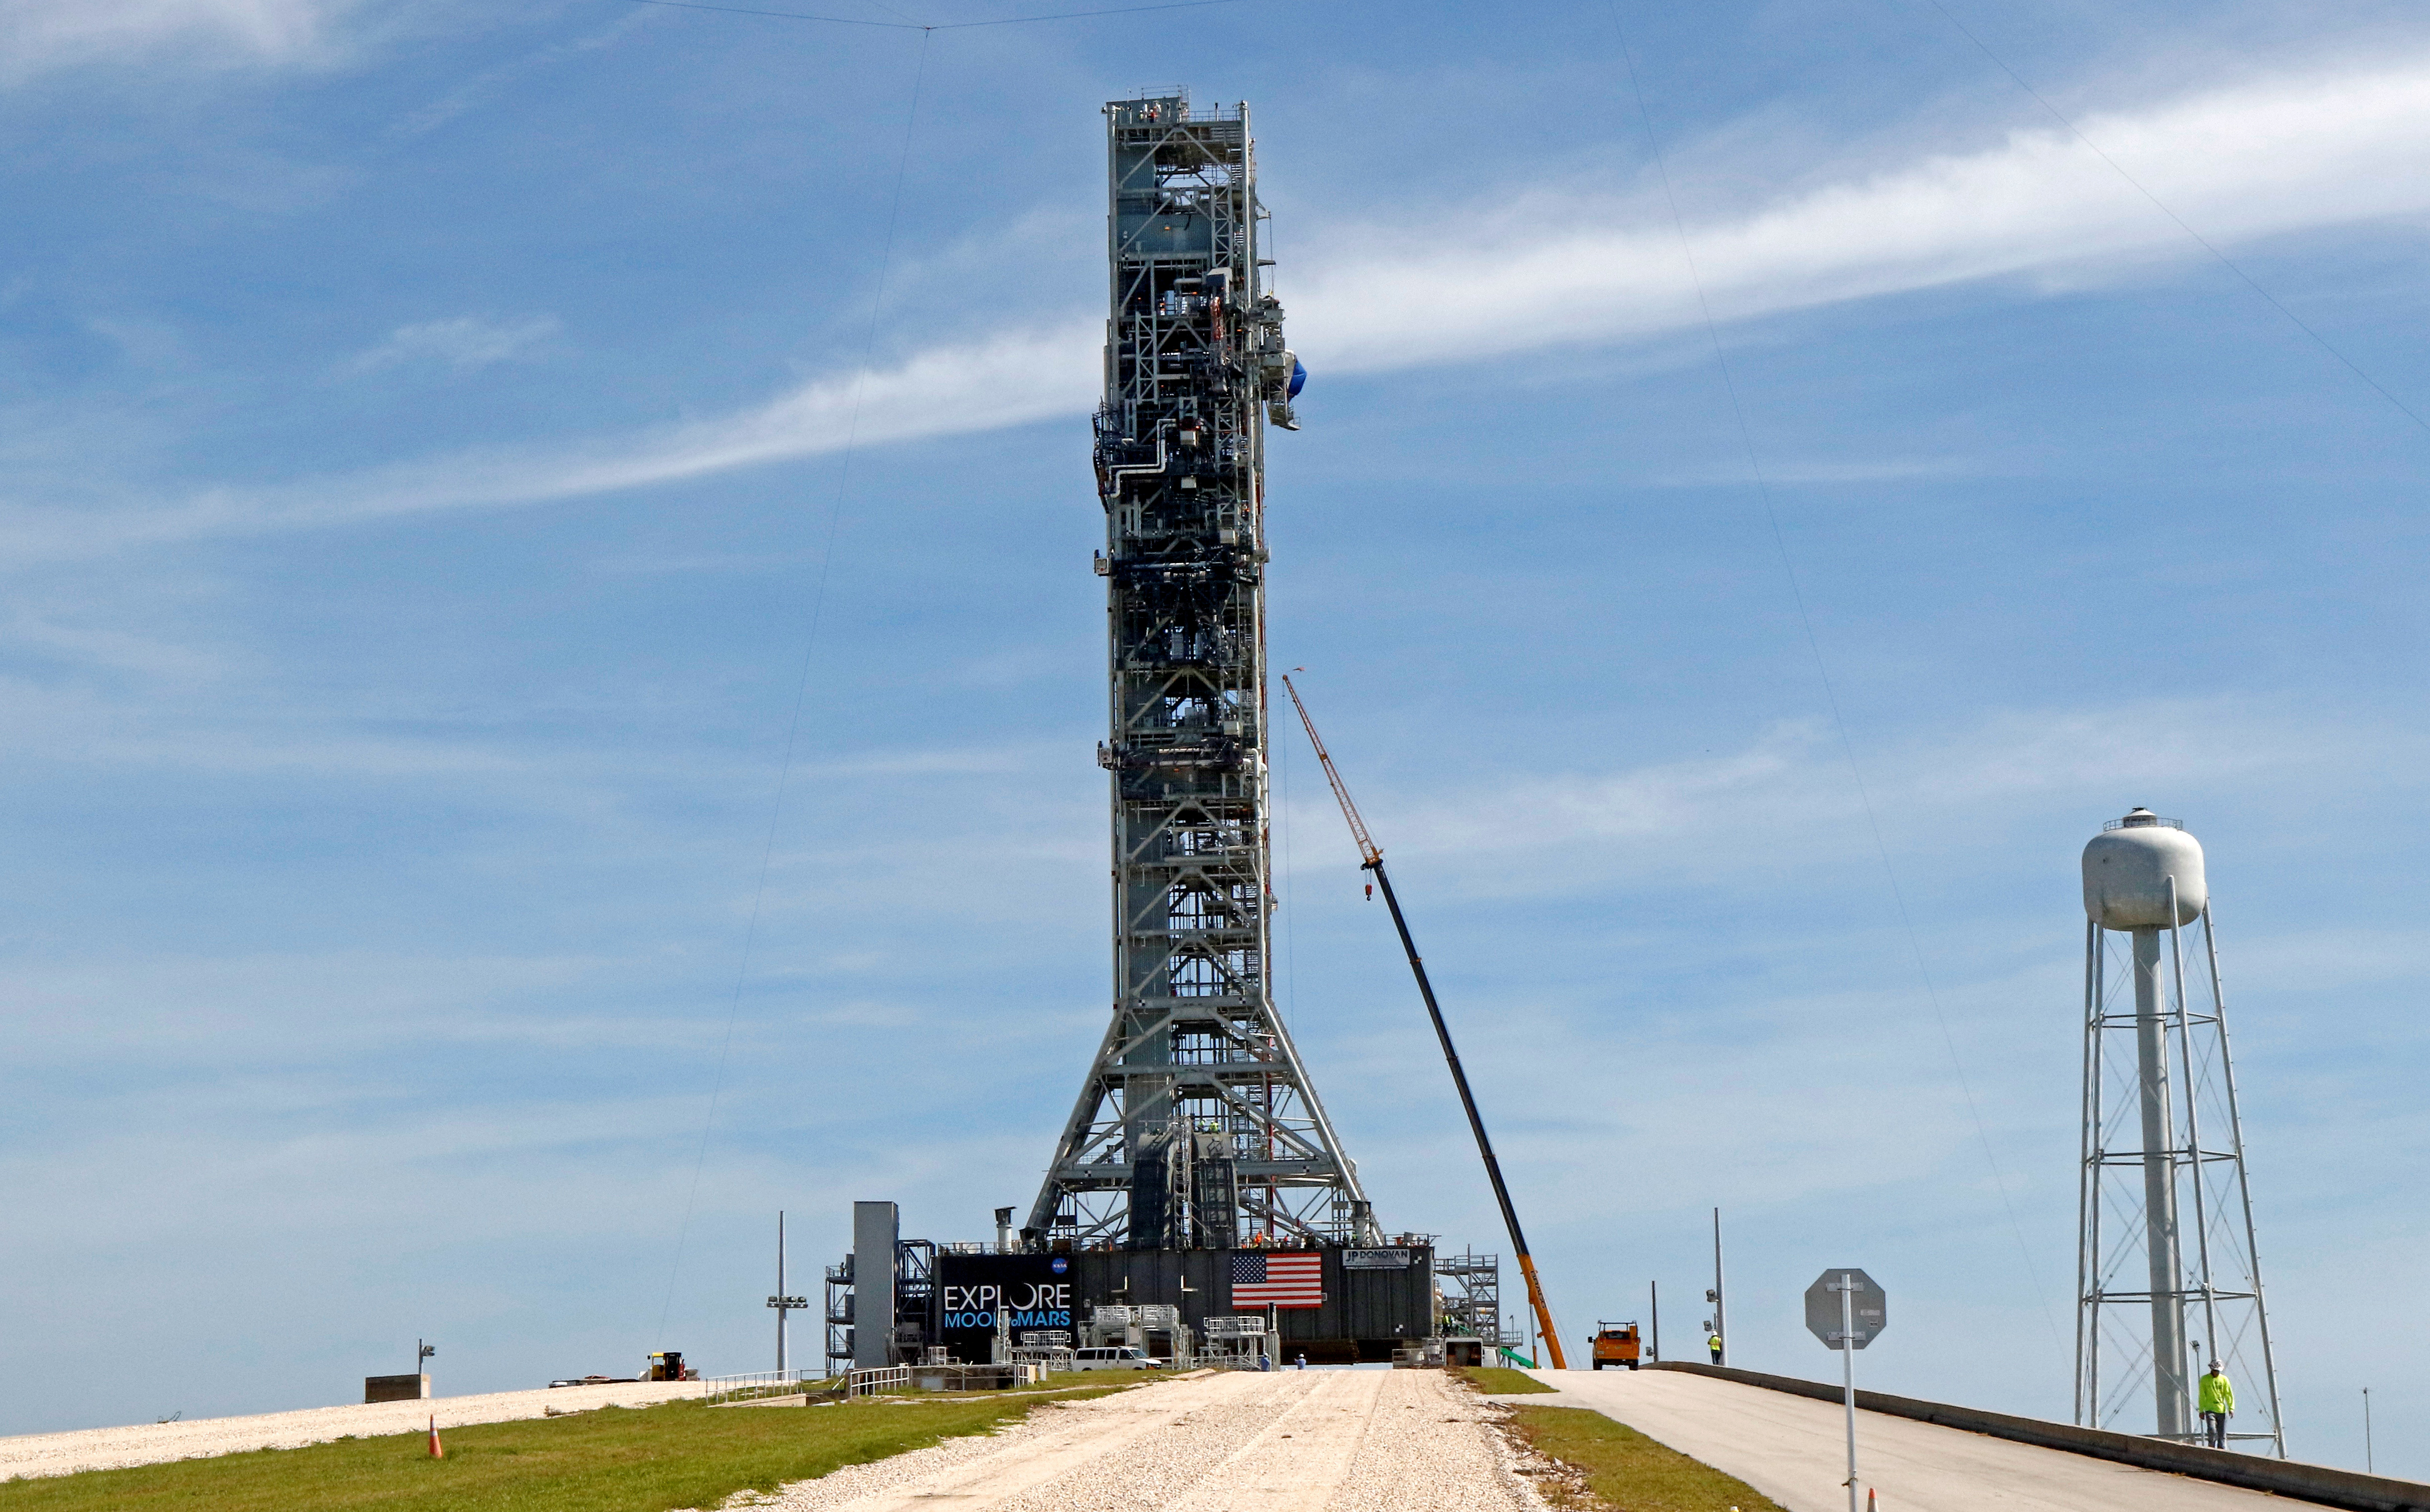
[2075,810,2283,1453]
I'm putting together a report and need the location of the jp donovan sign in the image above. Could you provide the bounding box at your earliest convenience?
[934,1254,1074,1362]
[1342,1249,1415,1269]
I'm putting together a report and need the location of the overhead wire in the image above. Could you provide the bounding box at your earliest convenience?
[1895,0,2430,438]
[627,0,1248,32]
[655,29,936,1348]
[1602,2,2067,1352]
[632,0,1247,1351]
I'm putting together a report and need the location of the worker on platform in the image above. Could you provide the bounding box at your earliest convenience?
[1295,1352,1307,1371]
[1708,1331,1723,1365]
[2199,1361,2234,1448]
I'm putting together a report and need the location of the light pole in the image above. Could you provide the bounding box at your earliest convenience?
[767,1212,808,1374]
[1710,1208,1727,1367]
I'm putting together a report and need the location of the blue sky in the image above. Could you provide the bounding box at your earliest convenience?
[3,0,2427,1478]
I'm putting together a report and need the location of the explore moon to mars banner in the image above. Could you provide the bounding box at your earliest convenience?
[933,1253,1076,1362]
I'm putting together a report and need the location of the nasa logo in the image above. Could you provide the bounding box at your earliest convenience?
[1051,1257,1069,1274]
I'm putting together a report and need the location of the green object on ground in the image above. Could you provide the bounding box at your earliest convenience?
[1496,1346,1537,1369]
[1506,1404,1786,1512]
[1453,1365,1555,1395]
[0,1389,1122,1512]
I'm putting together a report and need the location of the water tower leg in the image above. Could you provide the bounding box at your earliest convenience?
[2133,926,2188,1438]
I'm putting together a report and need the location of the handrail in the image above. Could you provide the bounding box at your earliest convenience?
[701,1369,825,1406]
[847,1366,914,1398]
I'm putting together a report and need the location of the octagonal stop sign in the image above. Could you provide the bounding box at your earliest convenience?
[1805,1269,1887,1350]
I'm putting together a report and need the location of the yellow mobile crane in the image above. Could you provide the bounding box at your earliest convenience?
[1281,675,1567,1372]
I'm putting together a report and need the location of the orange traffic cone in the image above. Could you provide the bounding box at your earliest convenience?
[428,1415,444,1459]
[1865,1491,1877,1511]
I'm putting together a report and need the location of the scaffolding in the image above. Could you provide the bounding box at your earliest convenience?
[1438,1250,1503,1344]
[822,1257,853,1377]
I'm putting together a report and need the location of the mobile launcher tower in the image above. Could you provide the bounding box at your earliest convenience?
[2076,810,2284,1453]
[822,97,1447,1376]
[1029,93,1371,1255]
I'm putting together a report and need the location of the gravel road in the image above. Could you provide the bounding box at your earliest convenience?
[0,1379,703,1481]
[741,1367,1549,1512]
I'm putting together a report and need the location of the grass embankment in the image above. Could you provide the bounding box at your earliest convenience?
[1450,1365,1555,1395]
[0,1388,1123,1512]
[1504,1407,1786,1512]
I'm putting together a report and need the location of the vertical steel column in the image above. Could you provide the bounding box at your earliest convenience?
[2074,918,2100,1426]
[2132,924,2190,1439]
[2166,880,2220,1388]
[2200,907,2288,1457]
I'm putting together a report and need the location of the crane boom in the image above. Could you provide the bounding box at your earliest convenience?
[1282,675,1381,868]
[1279,675,1568,1372]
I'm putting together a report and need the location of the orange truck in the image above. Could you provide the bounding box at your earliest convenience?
[1589,1321,1643,1371]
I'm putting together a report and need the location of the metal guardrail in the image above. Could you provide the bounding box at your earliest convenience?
[1650,1362,2430,1512]
[701,1369,827,1406]
[909,1363,1046,1391]
[714,1362,1049,1403]
[847,1367,913,1398]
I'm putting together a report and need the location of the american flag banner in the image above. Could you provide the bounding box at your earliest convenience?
[1231,1251,1325,1309]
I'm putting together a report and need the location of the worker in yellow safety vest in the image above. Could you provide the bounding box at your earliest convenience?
[1707,1332,1723,1365]
[2198,1361,2234,1448]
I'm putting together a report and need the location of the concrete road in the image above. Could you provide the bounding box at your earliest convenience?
[759,1368,1543,1512]
[1527,1369,2280,1512]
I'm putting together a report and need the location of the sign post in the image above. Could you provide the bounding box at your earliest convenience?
[1805,1269,1886,1512]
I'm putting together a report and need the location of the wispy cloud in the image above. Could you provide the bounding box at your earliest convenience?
[16,52,2430,553]
[1342,697,2430,898]
[0,0,351,79]
[389,11,651,138]
[0,322,1099,561]
[1292,53,2430,369]
[348,314,561,374]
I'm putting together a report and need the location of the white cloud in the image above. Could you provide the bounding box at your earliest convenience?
[14,52,2430,551]
[0,322,1100,560]
[1290,54,2430,370]
[0,0,348,78]
[349,314,560,373]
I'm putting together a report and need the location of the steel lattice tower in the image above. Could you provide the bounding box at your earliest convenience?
[2075,809,2284,1454]
[1027,94,1374,1252]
